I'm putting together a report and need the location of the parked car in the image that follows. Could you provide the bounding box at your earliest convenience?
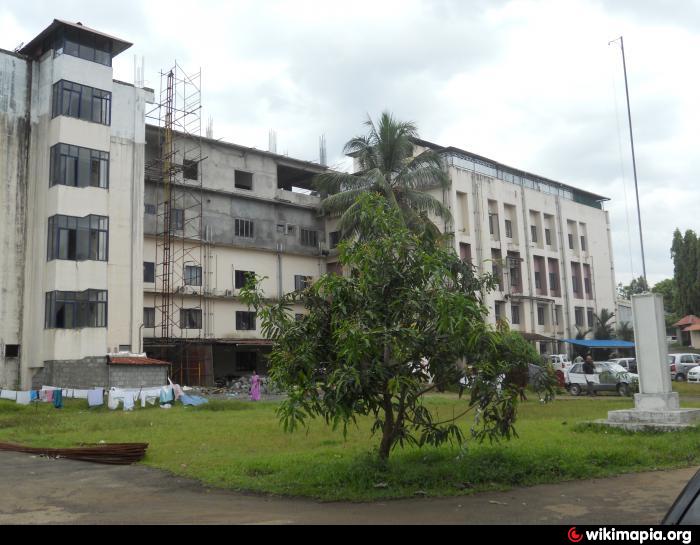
[565,361,639,396]
[608,357,637,373]
[687,366,700,384]
[548,354,572,372]
[668,354,700,382]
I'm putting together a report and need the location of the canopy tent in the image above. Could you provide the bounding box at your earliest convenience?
[562,339,636,349]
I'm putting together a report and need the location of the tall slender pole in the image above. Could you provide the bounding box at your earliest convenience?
[610,36,647,286]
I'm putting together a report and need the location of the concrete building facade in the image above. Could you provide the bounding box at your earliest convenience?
[1,20,618,389]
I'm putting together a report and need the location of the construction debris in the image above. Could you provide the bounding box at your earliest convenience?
[0,442,148,465]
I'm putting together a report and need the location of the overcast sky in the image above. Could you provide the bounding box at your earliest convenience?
[2,0,698,287]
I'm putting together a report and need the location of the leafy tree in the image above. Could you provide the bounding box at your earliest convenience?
[617,276,648,300]
[314,111,452,241]
[242,194,555,461]
[671,229,700,316]
[652,278,678,315]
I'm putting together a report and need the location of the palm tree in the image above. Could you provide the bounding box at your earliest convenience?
[314,111,452,240]
[593,309,616,340]
[617,321,634,342]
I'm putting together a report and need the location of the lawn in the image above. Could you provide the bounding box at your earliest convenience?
[1,388,700,501]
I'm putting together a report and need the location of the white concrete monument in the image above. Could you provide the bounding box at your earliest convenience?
[604,293,700,430]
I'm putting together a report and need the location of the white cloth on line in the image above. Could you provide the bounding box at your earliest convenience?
[123,393,135,411]
[15,391,31,405]
[88,388,104,407]
[0,390,18,401]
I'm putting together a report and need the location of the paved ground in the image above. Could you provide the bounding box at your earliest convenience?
[0,451,694,524]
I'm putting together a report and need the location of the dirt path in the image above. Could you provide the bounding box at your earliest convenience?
[0,451,693,524]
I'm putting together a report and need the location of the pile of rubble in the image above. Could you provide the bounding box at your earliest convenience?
[193,375,283,399]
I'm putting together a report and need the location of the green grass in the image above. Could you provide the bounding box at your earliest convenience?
[2,390,700,501]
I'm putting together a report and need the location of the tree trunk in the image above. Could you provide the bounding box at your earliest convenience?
[378,393,394,461]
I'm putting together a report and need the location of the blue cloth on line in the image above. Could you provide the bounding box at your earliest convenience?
[179,394,208,406]
[30,391,39,401]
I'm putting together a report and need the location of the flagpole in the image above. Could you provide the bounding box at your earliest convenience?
[609,36,647,287]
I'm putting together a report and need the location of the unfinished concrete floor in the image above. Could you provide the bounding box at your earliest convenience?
[0,452,693,525]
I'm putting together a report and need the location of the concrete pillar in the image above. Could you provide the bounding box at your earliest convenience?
[632,293,677,409]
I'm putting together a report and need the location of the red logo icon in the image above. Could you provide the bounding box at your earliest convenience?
[568,527,584,543]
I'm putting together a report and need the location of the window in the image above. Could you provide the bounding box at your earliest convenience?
[183,159,198,181]
[575,307,584,327]
[50,143,109,188]
[568,233,574,250]
[294,275,312,291]
[235,270,255,290]
[236,311,256,331]
[549,272,558,291]
[495,302,502,321]
[52,80,111,125]
[531,225,538,243]
[505,219,513,239]
[235,170,253,190]
[180,309,202,330]
[545,228,552,246]
[572,275,579,294]
[53,27,112,66]
[45,290,108,329]
[145,204,156,215]
[535,271,542,290]
[47,215,108,262]
[301,228,318,247]
[4,345,19,358]
[329,231,340,249]
[584,277,592,295]
[184,265,202,286]
[581,236,587,252]
[143,262,155,283]
[171,209,184,230]
[587,308,594,328]
[537,306,545,326]
[235,218,254,238]
[143,307,155,328]
[489,214,497,236]
[510,264,521,288]
[511,304,520,325]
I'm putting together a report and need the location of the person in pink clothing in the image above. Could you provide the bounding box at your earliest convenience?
[250,371,261,401]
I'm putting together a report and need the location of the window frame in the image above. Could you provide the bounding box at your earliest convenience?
[45,289,108,329]
[50,143,109,189]
[235,311,257,331]
[234,218,254,239]
[52,80,112,126]
[47,214,109,262]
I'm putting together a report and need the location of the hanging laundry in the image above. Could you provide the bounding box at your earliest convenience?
[123,393,135,412]
[160,386,174,404]
[53,389,63,409]
[87,388,104,407]
[30,391,39,402]
[16,391,31,405]
[0,390,18,401]
[45,389,54,403]
[108,389,121,410]
[179,394,208,407]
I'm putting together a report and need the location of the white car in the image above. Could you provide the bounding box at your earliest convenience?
[548,354,572,372]
[608,358,637,374]
[687,366,700,384]
[565,361,639,396]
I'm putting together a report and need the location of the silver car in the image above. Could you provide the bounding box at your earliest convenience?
[669,354,700,382]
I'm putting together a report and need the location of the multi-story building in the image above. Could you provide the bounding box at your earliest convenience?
[1,20,617,389]
[410,139,617,354]
[0,20,152,389]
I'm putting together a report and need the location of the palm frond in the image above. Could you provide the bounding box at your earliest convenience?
[320,189,367,216]
[313,171,372,195]
[399,189,453,224]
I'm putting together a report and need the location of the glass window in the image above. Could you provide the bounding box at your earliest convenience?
[531,225,538,243]
[50,143,109,188]
[180,309,202,330]
[45,289,107,329]
[301,228,318,247]
[54,28,113,66]
[183,159,198,181]
[234,219,254,238]
[505,219,513,239]
[568,233,574,250]
[575,307,584,326]
[184,265,202,286]
[236,311,256,331]
[511,304,520,325]
[52,80,111,125]
[235,270,255,290]
[143,307,155,328]
[143,262,155,283]
[587,308,594,328]
[580,236,587,252]
[47,214,108,262]
[294,275,312,291]
[171,209,184,230]
[545,228,552,246]
[537,306,545,326]
[329,231,340,249]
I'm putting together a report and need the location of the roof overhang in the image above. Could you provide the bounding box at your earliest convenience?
[19,19,132,59]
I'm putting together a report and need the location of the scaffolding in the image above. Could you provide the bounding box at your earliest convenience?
[145,62,211,385]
